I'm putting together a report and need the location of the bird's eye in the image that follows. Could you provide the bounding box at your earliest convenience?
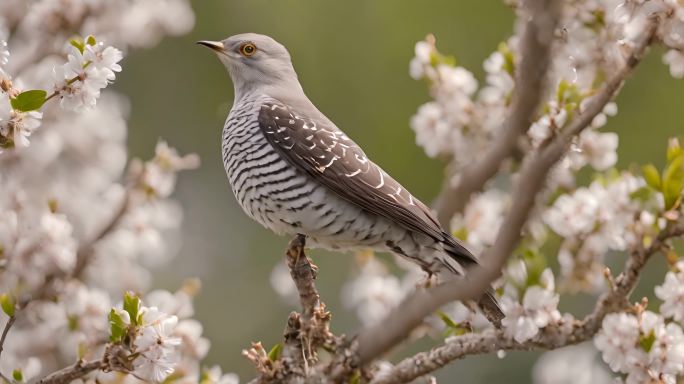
[239,43,257,57]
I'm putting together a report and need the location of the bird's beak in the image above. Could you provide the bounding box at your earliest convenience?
[196,40,225,53]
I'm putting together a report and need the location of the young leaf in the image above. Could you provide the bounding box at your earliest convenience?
[123,291,141,326]
[268,343,283,362]
[667,138,682,163]
[437,310,459,329]
[629,186,653,202]
[10,90,47,112]
[349,371,361,384]
[108,309,127,343]
[639,331,656,353]
[641,164,662,191]
[1,293,15,317]
[12,369,23,382]
[662,155,684,210]
[70,38,85,53]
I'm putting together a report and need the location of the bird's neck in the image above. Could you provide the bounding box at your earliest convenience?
[233,80,306,106]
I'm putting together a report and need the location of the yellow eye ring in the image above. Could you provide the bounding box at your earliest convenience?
[239,43,257,57]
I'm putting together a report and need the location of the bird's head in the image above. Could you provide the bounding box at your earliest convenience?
[198,33,302,100]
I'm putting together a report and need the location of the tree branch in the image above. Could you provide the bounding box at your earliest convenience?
[37,359,104,384]
[0,316,16,383]
[372,216,684,384]
[353,18,657,369]
[72,191,130,278]
[249,235,340,382]
[433,0,560,226]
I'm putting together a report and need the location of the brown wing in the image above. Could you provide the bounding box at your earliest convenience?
[258,100,477,267]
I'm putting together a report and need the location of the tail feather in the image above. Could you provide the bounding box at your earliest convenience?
[439,235,505,328]
[477,289,504,328]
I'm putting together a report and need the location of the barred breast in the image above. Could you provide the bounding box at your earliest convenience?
[222,96,395,251]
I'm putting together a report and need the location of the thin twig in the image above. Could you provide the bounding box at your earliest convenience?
[72,191,129,278]
[353,19,657,368]
[433,0,560,225]
[0,316,16,383]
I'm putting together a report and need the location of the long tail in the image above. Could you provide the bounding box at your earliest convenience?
[477,289,504,328]
[441,233,505,327]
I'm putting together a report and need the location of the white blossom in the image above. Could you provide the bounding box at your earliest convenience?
[450,189,509,253]
[410,102,454,158]
[655,261,684,323]
[202,365,240,384]
[134,307,182,383]
[594,312,642,373]
[0,39,8,69]
[52,44,122,111]
[663,49,684,78]
[500,267,561,343]
[573,130,619,171]
[134,140,200,198]
[595,311,684,383]
[342,257,403,326]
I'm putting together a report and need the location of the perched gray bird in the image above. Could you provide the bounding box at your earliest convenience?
[198,33,503,323]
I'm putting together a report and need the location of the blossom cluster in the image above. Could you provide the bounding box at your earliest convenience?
[0,1,238,383]
[595,310,684,383]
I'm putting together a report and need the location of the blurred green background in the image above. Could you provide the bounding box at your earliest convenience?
[115,1,683,382]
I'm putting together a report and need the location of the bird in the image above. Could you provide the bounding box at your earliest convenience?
[198,33,504,324]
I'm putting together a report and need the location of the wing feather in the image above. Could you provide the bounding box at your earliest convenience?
[258,100,477,267]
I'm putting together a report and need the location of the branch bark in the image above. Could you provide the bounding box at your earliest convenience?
[354,18,657,369]
[37,359,104,384]
[433,0,560,226]
[0,316,16,383]
[251,235,340,383]
[72,191,130,278]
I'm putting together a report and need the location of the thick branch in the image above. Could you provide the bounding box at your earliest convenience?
[354,20,656,368]
[433,0,560,225]
[372,217,684,384]
[252,236,338,383]
[37,359,104,384]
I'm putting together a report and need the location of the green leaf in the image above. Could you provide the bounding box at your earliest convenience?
[349,371,361,384]
[108,309,127,343]
[437,311,459,329]
[498,42,515,75]
[556,79,582,106]
[1,293,15,317]
[521,248,547,288]
[639,331,656,352]
[10,90,47,112]
[629,186,653,202]
[70,38,85,53]
[68,315,79,331]
[452,227,468,242]
[12,369,23,382]
[662,155,684,210]
[667,138,682,163]
[642,164,662,191]
[123,291,141,326]
[437,311,469,337]
[86,35,97,46]
[267,343,283,362]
